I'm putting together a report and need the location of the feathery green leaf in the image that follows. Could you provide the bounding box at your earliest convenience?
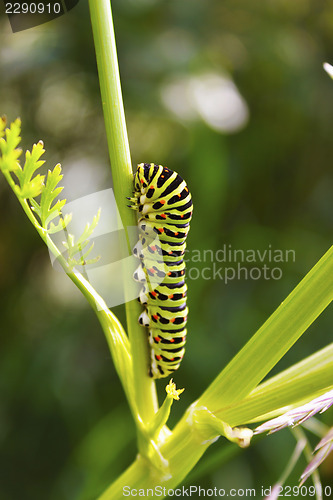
[30,162,71,233]
[62,208,101,267]
[15,141,45,198]
[0,118,22,173]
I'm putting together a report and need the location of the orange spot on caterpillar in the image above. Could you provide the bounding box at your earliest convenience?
[167,272,172,276]
[154,336,161,342]
[156,355,162,360]
[170,318,176,323]
[160,214,167,219]
[151,291,158,297]
[160,200,166,205]
[158,227,164,233]
[149,267,156,274]
[174,232,179,236]
[140,178,145,183]
[168,294,174,299]
[178,193,181,198]
[169,338,175,343]
[153,314,159,320]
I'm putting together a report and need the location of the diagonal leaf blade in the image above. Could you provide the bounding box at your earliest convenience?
[199,245,333,410]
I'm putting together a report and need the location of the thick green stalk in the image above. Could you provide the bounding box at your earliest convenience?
[199,245,333,410]
[99,344,333,499]
[88,0,158,426]
[3,160,133,397]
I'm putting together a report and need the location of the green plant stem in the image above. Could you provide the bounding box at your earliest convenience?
[292,427,323,499]
[88,0,158,429]
[3,167,137,413]
[68,271,136,406]
[198,245,333,410]
[98,343,333,499]
[276,432,307,485]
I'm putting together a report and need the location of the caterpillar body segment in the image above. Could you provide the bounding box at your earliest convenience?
[133,238,187,262]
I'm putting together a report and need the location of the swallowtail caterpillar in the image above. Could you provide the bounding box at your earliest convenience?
[129,163,193,378]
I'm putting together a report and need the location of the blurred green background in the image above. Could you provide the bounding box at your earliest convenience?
[0,0,332,498]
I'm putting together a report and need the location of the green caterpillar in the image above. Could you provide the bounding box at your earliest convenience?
[129,163,193,379]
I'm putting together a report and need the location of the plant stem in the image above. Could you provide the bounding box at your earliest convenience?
[98,344,333,499]
[88,0,158,428]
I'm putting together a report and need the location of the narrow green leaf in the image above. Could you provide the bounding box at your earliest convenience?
[199,245,333,410]
[213,343,333,426]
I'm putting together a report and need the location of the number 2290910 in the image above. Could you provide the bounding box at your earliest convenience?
[5,3,61,15]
